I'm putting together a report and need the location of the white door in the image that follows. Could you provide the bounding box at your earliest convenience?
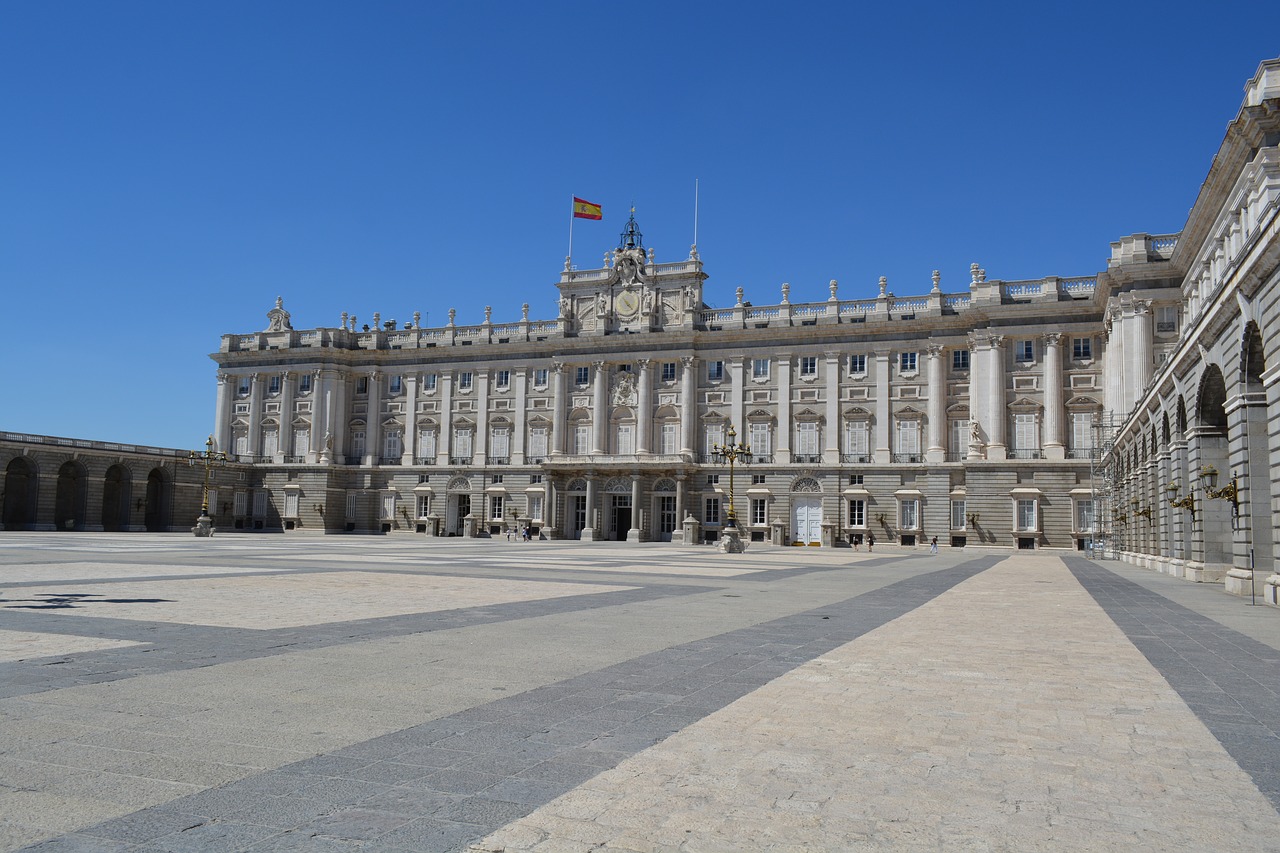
[792,497,822,545]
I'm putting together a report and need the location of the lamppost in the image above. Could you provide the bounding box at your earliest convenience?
[711,423,751,552]
[188,435,227,537]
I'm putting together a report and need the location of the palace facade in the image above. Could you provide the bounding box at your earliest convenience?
[5,58,1279,609]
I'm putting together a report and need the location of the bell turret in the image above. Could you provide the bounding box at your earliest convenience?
[618,209,644,252]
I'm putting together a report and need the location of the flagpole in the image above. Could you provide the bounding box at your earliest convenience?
[693,178,699,250]
[567,195,574,272]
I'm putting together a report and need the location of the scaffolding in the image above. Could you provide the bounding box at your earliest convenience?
[1089,412,1121,560]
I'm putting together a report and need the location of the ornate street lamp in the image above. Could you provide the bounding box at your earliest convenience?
[188,435,228,537]
[711,424,752,529]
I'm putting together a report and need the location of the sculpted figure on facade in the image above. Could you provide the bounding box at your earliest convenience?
[265,296,293,332]
[612,373,637,408]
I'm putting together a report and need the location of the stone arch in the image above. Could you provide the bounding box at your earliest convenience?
[1161,413,1170,446]
[1196,366,1228,432]
[144,467,172,532]
[790,476,822,493]
[1241,321,1265,391]
[102,464,132,532]
[653,478,676,492]
[3,456,39,530]
[566,478,588,493]
[1175,396,1187,435]
[55,460,88,531]
[446,476,472,492]
[604,477,630,493]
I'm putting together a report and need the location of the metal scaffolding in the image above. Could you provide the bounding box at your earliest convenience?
[1089,412,1121,560]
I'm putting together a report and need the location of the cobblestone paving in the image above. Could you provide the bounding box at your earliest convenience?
[0,535,1276,852]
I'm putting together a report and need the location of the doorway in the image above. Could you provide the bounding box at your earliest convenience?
[610,495,632,540]
[449,493,471,535]
[656,495,676,542]
[792,497,822,545]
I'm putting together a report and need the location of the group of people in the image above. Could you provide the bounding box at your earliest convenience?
[504,526,537,542]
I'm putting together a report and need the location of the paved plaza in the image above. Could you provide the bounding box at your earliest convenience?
[0,535,1278,852]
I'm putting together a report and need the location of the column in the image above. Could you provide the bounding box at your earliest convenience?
[278,371,295,463]
[330,370,348,463]
[730,356,746,439]
[550,362,567,456]
[680,356,698,457]
[583,475,598,540]
[636,359,652,455]
[247,373,263,458]
[403,373,419,465]
[776,354,792,463]
[986,335,1006,459]
[438,373,453,465]
[592,361,608,455]
[365,371,381,466]
[966,333,987,459]
[824,351,840,463]
[214,372,234,455]
[873,350,890,464]
[475,369,490,465]
[926,345,944,463]
[675,473,686,528]
[628,474,642,542]
[1104,307,1124,415]
[1128,300,1153,410]
[1042,333,1064,459]
[510,369,527,465]
[309,369,325,464]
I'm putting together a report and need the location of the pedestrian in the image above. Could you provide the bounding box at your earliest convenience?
[867,534,874,552]
[930,536,938,555]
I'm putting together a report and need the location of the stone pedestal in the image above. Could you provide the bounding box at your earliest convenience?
[461,513,479,538]
[580,527,601,541]
[1184,561,1228,583]
[718,525,745,553]
[191,515,215,537]
[627,527,642,543]
[1264,574,1280,607]
[1225,569,1256,597]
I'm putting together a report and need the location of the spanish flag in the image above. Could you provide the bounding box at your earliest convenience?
[573,197,603,220]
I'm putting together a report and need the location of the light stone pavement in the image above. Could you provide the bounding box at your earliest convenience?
[0,534,1276,852]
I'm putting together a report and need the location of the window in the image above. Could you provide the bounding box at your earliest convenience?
[418,429,436,461]
[750,422,771,456]
[844,421,869,459]
[573,424,590,455]
[895,419,920,458]
[351,430,366,458]
[459,372,473,390]
[490,427,510,460]
[575,366,590,385]
[491,474,504,484]
[418,474,430,483]
[661,423,678,455]
[453,428,472,459]
[1016,340,1034,361]
[417,495,432,518]
[298,373,312,393]
[800,356,817,377]
[848,499,865,527]
[1014,414,1039,454]
[616,423,634,455]
[706,474,720,486]
[849,354,867,375]
[704,497,721,526]
[751,474,766,485]
[293,428,309,456]
[528,427,548,460]
[752,358,770,379]
[490,495,504,520]
[268,375,281,395]
[495,370,510,389]
[530,474,543,484]
[900,352,918,372]
[389,375,403,395]
[750,498,767,526]
[705,423,725,456]
[237,376,251,396]
[1156,306,1178,333]
[424,374,438,392]
[900,499,919,530]
[529,494,544,521]
[949,419,970,458]
[234,491,248,517]
[1076,499,1096,532]
[662,362,677,382]
[796,422,819,459]
[384,430,402,460]
[951,499,967,530]
[952,350,969,371]
[533,368,548,388]
[1072,337,1092,360]
[708,361,724,381]
[1071,413,1094,453]
[344,493,356,521]
[848,474,863,485]
[1017,499,1038,531]
[356,376,369,395]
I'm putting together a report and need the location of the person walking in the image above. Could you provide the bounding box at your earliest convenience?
[867,534,874,552]
[930,536,938,555]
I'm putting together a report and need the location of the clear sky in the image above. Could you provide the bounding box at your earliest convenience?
[3,2,1278,448]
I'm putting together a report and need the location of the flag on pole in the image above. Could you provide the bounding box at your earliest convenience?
[572,197,603,220]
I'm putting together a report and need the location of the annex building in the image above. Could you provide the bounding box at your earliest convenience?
[3,59,1279,607]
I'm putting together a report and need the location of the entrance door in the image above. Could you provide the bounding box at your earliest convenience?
[611,495,632,540]
[657,495,676,542]
[792,497,822,545]
[450,494,470,535]
[569,495,587,539]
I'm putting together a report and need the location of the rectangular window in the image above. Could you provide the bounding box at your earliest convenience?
[417,495,431,518]
[491,474,503,484]
[533,368,548,388]
[350,430,366,458]
[206,488,218,515]
[252,490,268,518]
[490,495,504,521]
[750,498,767,526]
[949,419,970,458]
[1016,340,1034,361]
[662,362,677,382]
[1072,412,1094,452]
[237,376,251,396]
[294,428,309,456]
[1156,306,1178,333]
[707,361,724,381]
[751,474,766,485]
[490,427,510,460]
[576,366,590,385]
[848,474,863,485]
[706,474,720,486]
[528,427,548,460]
[1076,499,1096,532]
[800,356,817,377]
[495,370,510,389]
[752,358,770,379]
[848,499,865,527]
[459,372,473,390]
[530,474,543,484]
[900,499,919,530]
[705,423,725,456]
[1073,337,1092,360]
[616,423,634,455]
[896,419,920,456]
[849,354,867,375]
[356,376,369,395]
[844,421,869,458]
[344,493,356,521]
[750,422,771,456]
[797,422,819,457]
[298,373,312,393]
[661,423,678,455]
[900,352,918,372]
[530,494,544,521]
[1014,414,1039,451]
[704,497,721,526]
[951,499,967,530]
[1017,499,1038,531]
[453,428,472,459]
[383,430,402,460]
[952,350,970,371]
[268,375,281,395]
[424,374,438,392]
[573,424,590,455]
[389,375,403,395]
[418,429,436,460]
[234,491,248,517]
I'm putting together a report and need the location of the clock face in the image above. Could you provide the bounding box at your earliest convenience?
[617,290,640,317]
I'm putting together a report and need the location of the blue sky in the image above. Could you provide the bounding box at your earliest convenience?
[3,2,1278,448]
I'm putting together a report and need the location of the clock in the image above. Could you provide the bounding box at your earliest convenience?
[616,289,640,317]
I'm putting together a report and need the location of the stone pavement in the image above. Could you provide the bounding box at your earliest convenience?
[0,535,1277,852]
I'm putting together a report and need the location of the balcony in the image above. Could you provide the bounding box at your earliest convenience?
[892,453,923,464]
[945,452,967,462]
[1066,448,1095,460]
[284,455,305,463]
[449,457,472,466]
[792,454,822,464]
[415,457,437,465]
[1009,449,1045,460]
[379,457,402,465]
[841,454,871,464]
[526,456,547,464]
[488,457,510,466]
[344,455,363,465]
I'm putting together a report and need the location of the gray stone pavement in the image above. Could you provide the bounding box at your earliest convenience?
[0,534,1277,852]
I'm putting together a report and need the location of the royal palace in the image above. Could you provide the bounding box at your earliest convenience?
[4,59,1280,606]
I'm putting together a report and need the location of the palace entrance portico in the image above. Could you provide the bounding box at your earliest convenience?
[541,458,692,543]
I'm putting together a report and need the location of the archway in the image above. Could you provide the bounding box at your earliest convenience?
[54,461,87,531]
[1192,366,1230,577]
[144,468,171,532]
[102,465,131,532]
[2,457,38,530]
